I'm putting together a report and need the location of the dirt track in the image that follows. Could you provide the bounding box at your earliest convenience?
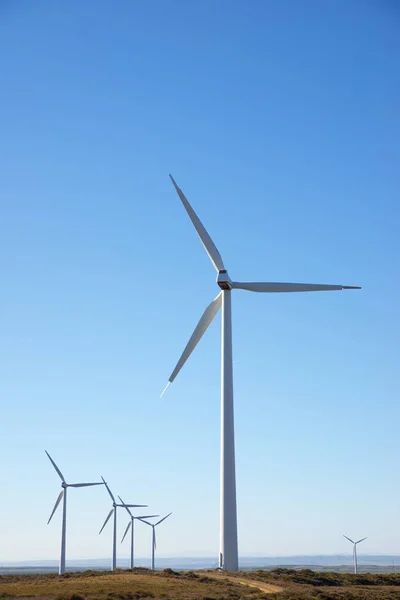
[207,571,282,594]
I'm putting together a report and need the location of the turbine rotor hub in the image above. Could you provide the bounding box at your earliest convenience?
[217,270,233,290]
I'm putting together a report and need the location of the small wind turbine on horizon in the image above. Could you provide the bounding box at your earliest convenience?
[343,534,367,574]
[45,450,104,575]
[99,477,147,571]
[119,495,159,569]
[139,513,172,570]
[162,175,361,572]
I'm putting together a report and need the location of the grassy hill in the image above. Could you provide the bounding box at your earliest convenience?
[237,568,400,598]
[1,567,400,599]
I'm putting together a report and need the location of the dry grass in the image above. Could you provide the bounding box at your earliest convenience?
[231,568,400,599]
[1,568,400,600]
[0,568,265,600]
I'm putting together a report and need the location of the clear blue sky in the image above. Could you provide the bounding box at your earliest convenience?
[1,0,399,563]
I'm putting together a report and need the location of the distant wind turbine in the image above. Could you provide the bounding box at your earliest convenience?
[99,477,147,571]
[343,534,367,574]
[139,513,172,570]
[162,175,361,571]
[119,496,159,569]
[45,450,104,575]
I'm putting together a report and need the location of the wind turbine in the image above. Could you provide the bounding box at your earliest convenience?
[119,496,159,569]
[162,175,361,572]
[343,534,367,574]
[45,450,104,575]
[139,513,172,570]
[99,477,147,571]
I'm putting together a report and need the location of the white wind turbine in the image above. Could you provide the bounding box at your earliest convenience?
[45,450,104,575]
[139,513,172,570]
[99,477,147,571]
[119,496,159,569]
[343,534,367,574]
[162,175,361,572]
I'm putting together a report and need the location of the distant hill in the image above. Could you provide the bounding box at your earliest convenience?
[1,555,400,574]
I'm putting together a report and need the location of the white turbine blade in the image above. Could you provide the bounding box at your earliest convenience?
[101,476,116,503]
[47,490,64,524]
[356,537,367,544]
[161,293,222,394]
[99,508,114,534]
[169,175,225,272]
[119,504,147,508]
[69,482,104,487]
[343,534,355,544]
[155,512,172,526]
[231,282,361,293]
[121,520,132,543]
[138,518,152,526]
[118,496,133,518]
[135,515,159,519]
[161,382,171,396]
[45,451,65,482]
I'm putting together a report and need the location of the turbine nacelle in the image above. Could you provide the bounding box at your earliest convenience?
[217,270,233,290]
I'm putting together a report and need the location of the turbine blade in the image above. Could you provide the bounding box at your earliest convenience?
[118,496,133,518]
[356,537,367,544]
[169,175,225,272]
[135,515,159,519]
[69,482,104,487]
[138,518,152,526]
[101,476,116,503]
[119,504,147,508]
[47,490,64,524]
[161,382,170,397]
[343,535,355,544]
[45,451,65,482]
[121,520,132,543]
[231,282,361,293]
[99,508,114,534]
[161,293,222,393]
[155,512,172,526]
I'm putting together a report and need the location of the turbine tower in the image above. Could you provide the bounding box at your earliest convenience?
[99,477,147,571]
[139,513,172,570]
[343,535,367,574]
[163,175,361,572]
[45,450,104,575]
[119,495,159,569]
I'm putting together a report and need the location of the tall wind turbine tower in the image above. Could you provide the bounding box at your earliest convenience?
[139,513,172,570]
[99,477,147,571]
[119,495,159,569]
[45,450,104,575]
[343,535,367,574]
[163,175,361,571]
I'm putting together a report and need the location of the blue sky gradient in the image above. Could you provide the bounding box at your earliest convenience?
[0,0,399,562]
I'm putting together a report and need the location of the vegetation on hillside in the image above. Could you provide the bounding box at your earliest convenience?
[0,568,262,600]
[235,568,400,599]
[1,567,400,600]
